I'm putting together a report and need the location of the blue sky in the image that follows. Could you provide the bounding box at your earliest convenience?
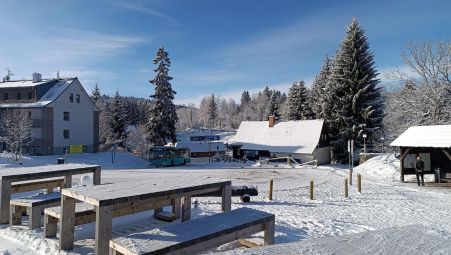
[0,0,450,105]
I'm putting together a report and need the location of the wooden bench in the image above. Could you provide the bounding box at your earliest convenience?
[44,198,178,238]
[109,207,275,255]
[11,178,65,194]
[10,192,61,230]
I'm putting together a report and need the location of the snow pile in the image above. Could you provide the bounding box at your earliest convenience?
[352,154,400,182]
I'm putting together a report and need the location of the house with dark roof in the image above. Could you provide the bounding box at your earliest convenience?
[232,116,331,165]
[0,73,99,155]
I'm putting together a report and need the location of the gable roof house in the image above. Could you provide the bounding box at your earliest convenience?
[0,73,99,155]
[232,116,331,165]
[390,125,451,182]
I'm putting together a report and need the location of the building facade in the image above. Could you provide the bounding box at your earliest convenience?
[0,75,99,155]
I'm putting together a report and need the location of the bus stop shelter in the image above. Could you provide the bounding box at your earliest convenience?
[390,125,451,183]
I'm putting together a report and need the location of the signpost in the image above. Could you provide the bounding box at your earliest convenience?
[348,139,354,185]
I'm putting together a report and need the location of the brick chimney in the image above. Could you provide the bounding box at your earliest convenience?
[268,115,276,128]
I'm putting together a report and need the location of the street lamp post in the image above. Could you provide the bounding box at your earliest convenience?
[362,134,367,155]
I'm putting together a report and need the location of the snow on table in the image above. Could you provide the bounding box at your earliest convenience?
[0,163,100,180]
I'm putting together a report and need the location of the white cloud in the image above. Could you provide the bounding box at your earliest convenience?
[108,1,178,25]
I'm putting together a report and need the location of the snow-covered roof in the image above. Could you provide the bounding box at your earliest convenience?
[0,79,50,88]
[0,79,74,108]
[390,125,451,148]
[176,141,225,153]
[233,119,324,154]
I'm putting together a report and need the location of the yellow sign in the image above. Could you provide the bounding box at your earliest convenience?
[69,145,83,154]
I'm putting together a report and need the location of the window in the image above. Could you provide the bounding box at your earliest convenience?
[63,112,70,121]
[16,92,21,100]
[3,93,8,100]
[76,94,80,103]
[27,92,32,100]
[69,93,73,103]
[63,130,70,139]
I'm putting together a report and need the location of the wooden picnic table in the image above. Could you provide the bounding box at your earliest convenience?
[0,163,101,224]
[59,178,232,255]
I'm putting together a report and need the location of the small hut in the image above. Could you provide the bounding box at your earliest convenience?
[390,125,451,182]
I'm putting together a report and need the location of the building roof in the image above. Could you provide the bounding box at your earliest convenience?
[176,141,225,153]
[0,79,50,88]
[390,125,451,148]
[233,119,324,154]
[0,78,74,108]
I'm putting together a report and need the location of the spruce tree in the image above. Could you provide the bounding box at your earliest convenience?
[91,83,101,103]
[329,18,384,161]
[109,90,127,145]
[240,90,251,107]
[146,47,178,146]
[207,94,218,128]
[285,81,313,120]
[311,56,334,120]
[267,93,280,118]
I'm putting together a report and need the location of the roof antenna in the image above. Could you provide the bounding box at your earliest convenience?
[3,68,13,82]
[57,71,60,80]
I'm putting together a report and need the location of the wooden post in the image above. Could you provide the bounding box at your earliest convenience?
[95,205,112,255]
[29,206,42,230]
[269,179,273,201]
[399,147,411,183]
[349,170,353,186]
[221,184,232,211]
[44,214,58,238]
[344,179,348,198]
[93,167,101,185]
[182,196,191,222]
[263,219,275,245]
[309,180,314,200]
[357,174,362,193]
[59,195,76,250]
[0,179,12,224]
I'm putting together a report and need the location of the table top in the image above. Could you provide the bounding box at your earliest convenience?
[62,178,231,206]
[0,164,100,181]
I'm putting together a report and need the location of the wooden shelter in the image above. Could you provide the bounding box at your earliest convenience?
[390,125,451,182]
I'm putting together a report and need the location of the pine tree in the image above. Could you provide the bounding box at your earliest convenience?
[207,94,218,128]
[285,81,313,120]
[329,18,384,161]
[109,90,127,145]
[91,83,101,103]
[146,47,178,146]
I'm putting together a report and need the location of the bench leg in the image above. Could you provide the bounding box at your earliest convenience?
[59,196,76,250]
[29,206,42,230]
[222,184,232,211]
[0,180,12,224]
[44,214,58,238]
[47,187,54,193]
[95,205,112,255]
[172,197,181,219]
[182,196,191,222]
[263,219,275,245]
[93,167,101,185]
[64,175,72,188]
[10,205,24,226]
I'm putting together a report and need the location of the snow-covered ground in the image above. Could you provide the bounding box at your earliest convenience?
[0,152,450,254]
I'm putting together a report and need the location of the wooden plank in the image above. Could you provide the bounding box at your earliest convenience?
[11,178,64,193]
[172,197,181,219]
[182,196,191,222]
[9,205,25,226]
[222,184,232,211]
[239,239,262,248]
[0,179,11,224]
[59,195,76,250]
[95,205,112,255]
[0,164,101,182]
